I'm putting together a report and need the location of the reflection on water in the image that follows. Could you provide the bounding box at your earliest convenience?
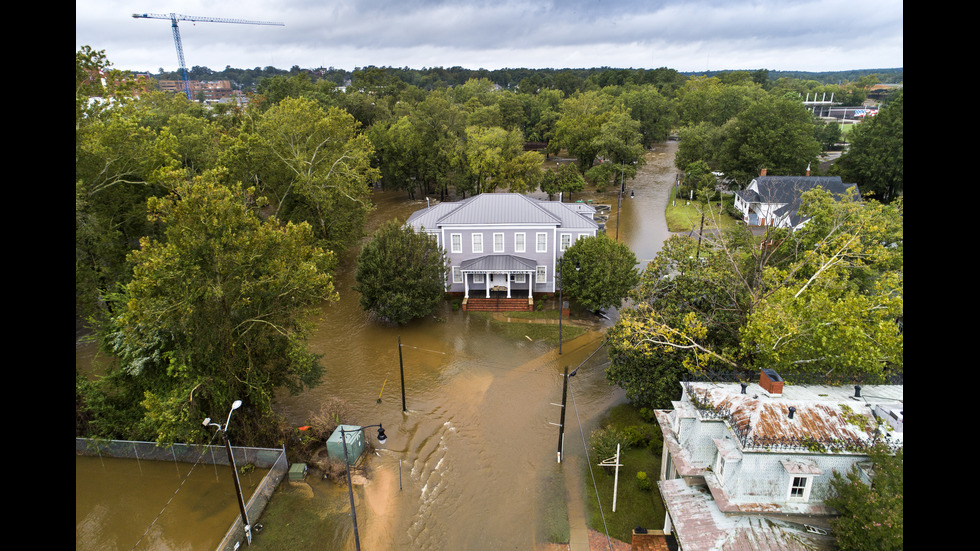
[75,143,679,550]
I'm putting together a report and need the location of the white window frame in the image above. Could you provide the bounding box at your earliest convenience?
[472,233,483,253]
[536,232,548,253]
[787,475,813,502]
[536,265,547,283]
[451,233,462,254]
[452,266,463,284]
[514,232,525,253]
[714,453,726,484]
[560,233,572,251]
[493,232,505,253]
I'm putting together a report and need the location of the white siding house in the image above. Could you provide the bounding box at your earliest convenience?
[734,172,860,230]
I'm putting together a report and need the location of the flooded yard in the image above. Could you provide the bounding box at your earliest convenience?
[75,142,680,550]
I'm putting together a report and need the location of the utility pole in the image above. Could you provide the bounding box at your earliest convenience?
[557,366,569,463]
[599,444,623,512]
[398,336,406,413]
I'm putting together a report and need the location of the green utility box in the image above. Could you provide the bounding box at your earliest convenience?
[288,462,307,481]
[326,425,365,465]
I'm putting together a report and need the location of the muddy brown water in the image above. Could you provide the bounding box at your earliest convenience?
[75,142,679,550]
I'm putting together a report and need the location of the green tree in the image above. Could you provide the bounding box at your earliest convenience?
[607,189,902,386]
[559,233,639,312]
[92,170,338,446]
[254,97,379,252]
[354,220,449,324]
[464,125,542,194]
[833,90,903,202]
[716,94,822,186]
[540,163,585,200]
[827,446,903,551]
[553,91,610,173]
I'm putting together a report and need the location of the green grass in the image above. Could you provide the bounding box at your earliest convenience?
[582,403,666,542]
[539,463,571,543]
[249,485,349,550]
[664,196,739,233]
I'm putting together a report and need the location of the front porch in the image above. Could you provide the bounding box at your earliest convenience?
[461,290,533,312]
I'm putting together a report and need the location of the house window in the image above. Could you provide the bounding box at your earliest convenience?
[451,233,462,253]
[536,233,547,253]
[788,476,813,502]
[473,273,485,283]
[493,232,505,252]
[560,233,572,251]
[514,232,525,253]
[536,265,547,283]
[452,267,463,284]
[511,273,526,283]
[472,233,483,253]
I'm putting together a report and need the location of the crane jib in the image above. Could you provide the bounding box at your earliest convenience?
[132,13,285,100]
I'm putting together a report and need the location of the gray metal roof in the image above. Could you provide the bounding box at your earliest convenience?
[460,254,538,272]
[735,176,860,227]
[406,193,597,230]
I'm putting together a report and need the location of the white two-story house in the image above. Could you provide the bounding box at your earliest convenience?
[733,170,859,230]
[655,369,903,550]
[405,193,598,304]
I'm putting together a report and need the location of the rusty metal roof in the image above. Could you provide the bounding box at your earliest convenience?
[686,382,903,449]
[659,478,838,551]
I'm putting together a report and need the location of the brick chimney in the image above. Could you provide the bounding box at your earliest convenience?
[805,162,811,177]
[760,369,783,396]
[760,168,767,176]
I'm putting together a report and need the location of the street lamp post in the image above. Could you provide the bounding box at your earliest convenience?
[340,424,387,551]
[203,400,252,546]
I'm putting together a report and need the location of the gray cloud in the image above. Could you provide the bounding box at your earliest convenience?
[77,0,903,72]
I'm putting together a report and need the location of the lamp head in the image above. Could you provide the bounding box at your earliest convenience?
[231,400,242,410]
[203,417,211,426]
[376,425,387,445]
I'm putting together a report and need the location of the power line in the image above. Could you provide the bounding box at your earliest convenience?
[566,338,614,551]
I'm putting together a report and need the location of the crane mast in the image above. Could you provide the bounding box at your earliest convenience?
[132,13,284,100]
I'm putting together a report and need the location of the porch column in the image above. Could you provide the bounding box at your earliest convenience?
[485,271,490,298]
[464,273,469,298]
[506,274,512,298]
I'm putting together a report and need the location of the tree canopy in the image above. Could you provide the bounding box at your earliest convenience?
[87,171,337,445]
[354,220,449,325]
[559,233,640,313]
[606,189,902,408]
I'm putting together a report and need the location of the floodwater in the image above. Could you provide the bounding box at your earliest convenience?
[75,142,679,550]
[75,455,269,551]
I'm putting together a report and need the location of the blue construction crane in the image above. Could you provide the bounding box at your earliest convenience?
[132,13,284,100]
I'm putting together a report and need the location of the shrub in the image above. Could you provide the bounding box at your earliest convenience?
[636,471,652,492]
[589,426,632,460]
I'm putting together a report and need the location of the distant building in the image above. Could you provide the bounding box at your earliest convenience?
[655,370,902,550]
[157,79,237,101]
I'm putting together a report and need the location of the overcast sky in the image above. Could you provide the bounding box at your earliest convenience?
[76,0,903,74]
